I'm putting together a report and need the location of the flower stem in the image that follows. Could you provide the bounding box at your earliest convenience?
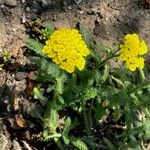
[99,52,119,67]
[82,99,91,137]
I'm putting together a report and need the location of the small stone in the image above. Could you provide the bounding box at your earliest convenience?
[0,70,7,86]
[68,6,72,10]
[74,0,82,4]
[4,0,17,7]
[25,7,30,12]
[21,13,26,24]
[15,72,26,81]
[42,0,51,7]
[0,133,11,150]
[0,0,4,5]
[12,140,22,150]
[21,0,25,3]
[79,10,84,14]
[15,80,26,92]
[0,9,7,47]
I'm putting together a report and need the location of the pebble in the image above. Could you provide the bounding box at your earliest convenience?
[21,0,25,3]
[25,7,30,12]
[41,0,51,7]
[74,0,82,4]
[4,0,17,7]
[79,10,84,14]
[21,13,26,24]
[15,72,26,81]
[0,0,4,5]
[0,70,7,86]
[0,9,7,47]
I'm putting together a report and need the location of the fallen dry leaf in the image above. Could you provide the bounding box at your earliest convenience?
[15,114,27,128]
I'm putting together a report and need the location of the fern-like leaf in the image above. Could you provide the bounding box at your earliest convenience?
[82,87,97,101]
[103,137,116,150]
[63,117,71,135]
[56,73,67,94]
[71,138,88,150]
[26,39,45,57]
[33,87,48,106]
[39,59,60,79]
[79,23,91,47]
[41,25,54,39]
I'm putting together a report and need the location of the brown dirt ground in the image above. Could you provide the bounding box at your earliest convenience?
[0,0,150,149]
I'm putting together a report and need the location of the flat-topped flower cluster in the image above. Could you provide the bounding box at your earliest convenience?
[42,28,90,73]
[119,33,148,71]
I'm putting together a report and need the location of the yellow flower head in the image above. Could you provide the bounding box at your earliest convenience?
[42,28,90,73]
[119,33,148,71]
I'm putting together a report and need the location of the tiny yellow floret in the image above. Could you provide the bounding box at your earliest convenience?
[119,33,148,71]
[42,28,90,73]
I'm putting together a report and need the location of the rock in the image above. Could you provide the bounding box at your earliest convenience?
[0,70,7,86]
[25,7,30,12]
[4,0,17,7]
[74,0,82,4]
[0,133,11,150]
[0,10,7,47]
[15,72,26,81]
[12,140,22,150]
[41,0,51,7]
[15,80,26,92]
[0,0,4,5]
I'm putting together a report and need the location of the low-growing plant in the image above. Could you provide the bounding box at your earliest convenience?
[0,49,12,71]
[26,22,150,149]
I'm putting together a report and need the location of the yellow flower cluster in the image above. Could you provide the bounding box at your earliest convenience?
[119,33,148,71]
[42,28,90,73]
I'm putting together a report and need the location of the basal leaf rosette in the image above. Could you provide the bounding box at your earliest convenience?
[42,28,90,73]
[119,33,148,71]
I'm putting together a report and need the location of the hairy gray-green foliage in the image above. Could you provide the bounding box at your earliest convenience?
[35,58,60,82]
[41,25,54,39]
[27,23,150,149]
[26,39,45,57]
[71,138,88,150]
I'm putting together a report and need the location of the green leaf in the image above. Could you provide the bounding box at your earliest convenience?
[124,104,134,125]
[94,44,115,54]
[38,59,60,80]
[110,90,130,106]
[33,87,47,106]
[44,108,59,133]
[62,135,70,145]
[113,105,122,122]
[111,75,124,88]
[56,73,67,94]
[101,63,109,83]
[79,23,91,47]
[26,39,45,57]
[143,119,150,138]
[71,138,88,150]
[82,87,97,101]
[63,117,71,135]
[28,56,42,65]
[94,102,107,122]
[57,95,65,105]
[103,138,116,150]
[46,61,60,77]
[41,25,54,39]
